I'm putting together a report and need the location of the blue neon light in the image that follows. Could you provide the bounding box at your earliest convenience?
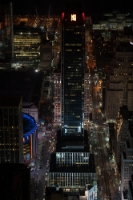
[22,113,37,138]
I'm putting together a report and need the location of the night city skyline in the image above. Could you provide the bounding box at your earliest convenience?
[1,0,133,15]
[0,0,133,200]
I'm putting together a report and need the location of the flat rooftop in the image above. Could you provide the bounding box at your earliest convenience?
[0,70,43,105]
[0,95,22,107]
[56,129,89,152]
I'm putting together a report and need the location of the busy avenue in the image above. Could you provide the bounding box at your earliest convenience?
[30,99,56,200]
[87,73,121,200]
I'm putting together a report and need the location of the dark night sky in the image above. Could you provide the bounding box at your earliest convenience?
[1,0,133,15]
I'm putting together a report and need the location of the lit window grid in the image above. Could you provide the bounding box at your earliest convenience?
[122,160,133,190]
[54,73,62,125]
[53,72,91,124]
[106,50,133,121]
[0,107,23,163]
[13,34,41,63]
[56,152,89,167]
[84,73,91,123]
[49,172,96,188]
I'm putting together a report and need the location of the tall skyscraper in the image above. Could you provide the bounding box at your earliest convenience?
[49,3,96,195]
[61,3,85,138]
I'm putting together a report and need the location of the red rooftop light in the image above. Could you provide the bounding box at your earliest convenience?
[61,12,64,21]
[82,13,85,21]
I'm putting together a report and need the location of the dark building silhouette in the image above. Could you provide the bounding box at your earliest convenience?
[0,96,23,163]
[61,2,85,138]
[0,163,30,200]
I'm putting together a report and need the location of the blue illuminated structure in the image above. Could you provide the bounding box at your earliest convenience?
[22,113,37,162]
[23,113,37,138]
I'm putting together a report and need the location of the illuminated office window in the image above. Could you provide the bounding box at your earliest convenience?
[71,14,76,21]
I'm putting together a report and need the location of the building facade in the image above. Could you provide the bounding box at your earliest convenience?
[61,5,85,136]
[49,3,96,196]
[106,44,133,121]
[0,2,13,61]
[121,150,133,193]
[53,73,61,126]
[84,73,91,125]
[12,27,41,69]
[92,13,133,31]
[0,96,23,163]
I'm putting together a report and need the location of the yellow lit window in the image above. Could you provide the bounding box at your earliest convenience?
[71,14,76,21]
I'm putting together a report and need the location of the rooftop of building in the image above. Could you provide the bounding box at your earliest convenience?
[49,153,95,173]
[14,26,41,37]
[0,95,22,107]
[22,102,37,109]
[56,130,89,152]
[0,69,43,106]
[45,187,83,200]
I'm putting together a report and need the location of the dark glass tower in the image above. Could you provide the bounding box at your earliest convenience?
[61,3,85,137]
[48,3,96,192]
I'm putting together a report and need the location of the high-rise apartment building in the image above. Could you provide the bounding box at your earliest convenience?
[49,3,96,196]
[106,44,133,121]
[0,96,23,163]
